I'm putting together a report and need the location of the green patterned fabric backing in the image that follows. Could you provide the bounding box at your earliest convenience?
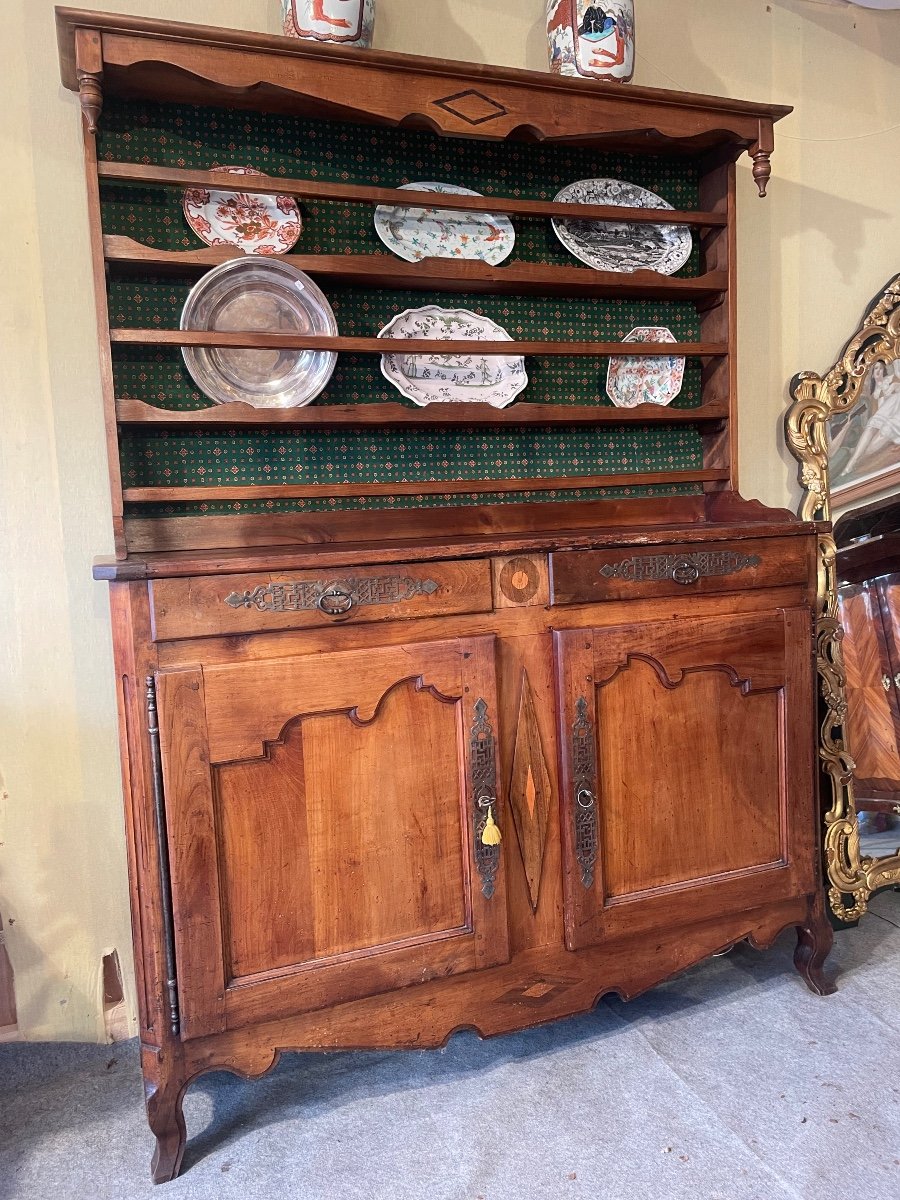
[99,99,708,517]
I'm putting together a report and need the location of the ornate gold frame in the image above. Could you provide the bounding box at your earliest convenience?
[786,274,900,921]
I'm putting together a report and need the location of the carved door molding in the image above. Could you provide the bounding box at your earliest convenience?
[554,610,817,951]
[154,636,509,1037]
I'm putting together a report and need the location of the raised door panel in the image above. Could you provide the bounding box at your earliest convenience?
[217,681,468,977]
[555,609,816,951]
[838,584,900,789]
[156,636,509,1038]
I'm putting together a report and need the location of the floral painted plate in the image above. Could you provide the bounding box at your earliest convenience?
[183,166,302,255]
[552,178,692,275]
[374,183,515,265]
[180,258,337,408]
[605,327,685,408]
[378,306,527,408]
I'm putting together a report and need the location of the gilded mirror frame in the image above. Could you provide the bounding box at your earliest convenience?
[786,274,900,922]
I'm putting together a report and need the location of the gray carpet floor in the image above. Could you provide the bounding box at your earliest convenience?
[3,892,900,1200]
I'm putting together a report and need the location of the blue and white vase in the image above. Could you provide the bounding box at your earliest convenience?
[282,0,376,48]
[547,1,635,83]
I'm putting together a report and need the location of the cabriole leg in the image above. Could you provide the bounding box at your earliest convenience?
[142,1045,188,1184]
[794,891,837,996]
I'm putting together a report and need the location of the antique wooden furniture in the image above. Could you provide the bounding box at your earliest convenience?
[58,8,834,1182]
[788,277,900,920]
[836,496,900,807]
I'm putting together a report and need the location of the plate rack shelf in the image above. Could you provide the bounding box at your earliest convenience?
[57,6,792,559]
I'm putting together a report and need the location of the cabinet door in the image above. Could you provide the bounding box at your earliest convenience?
[838,582,900,791]
[555,609,816,951]
[155,635,508,1038]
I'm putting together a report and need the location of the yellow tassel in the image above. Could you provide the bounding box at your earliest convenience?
[481,806,502,846]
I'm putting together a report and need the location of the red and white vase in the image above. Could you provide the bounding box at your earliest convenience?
[282,0,376,48]
[547,1,635,83]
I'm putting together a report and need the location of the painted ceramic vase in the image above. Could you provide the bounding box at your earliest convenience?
[282,0,375,48]
[547,0,635,83]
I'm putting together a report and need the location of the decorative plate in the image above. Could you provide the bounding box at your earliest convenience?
[180,258,338,409]
[378,306,527,408]
[605,327,685,408]
[374,183,515,265]
[183,166,302,255]
[551,178,692,275]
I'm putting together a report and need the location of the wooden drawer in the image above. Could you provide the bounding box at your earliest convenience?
[549,537,811,605]
[149,559,493,641]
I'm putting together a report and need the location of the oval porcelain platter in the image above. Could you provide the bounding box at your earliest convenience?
[605,326,685,409]
[551,178,692,275]
[183,166,302,255]
[374,183,515,265]
[378,306,527,408]
[180,258,338,408]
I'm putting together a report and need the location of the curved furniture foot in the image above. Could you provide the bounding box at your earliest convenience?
[149,1096,186,1184]
[794,894,837,996]
[143,1046,188,1184]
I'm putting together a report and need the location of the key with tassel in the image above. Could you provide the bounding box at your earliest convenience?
[481,804,502,846]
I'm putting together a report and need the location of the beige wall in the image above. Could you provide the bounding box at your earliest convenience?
[1,0,898,1042]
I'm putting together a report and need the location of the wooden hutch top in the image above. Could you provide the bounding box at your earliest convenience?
[56,8,802,579]
[57,8,790,158]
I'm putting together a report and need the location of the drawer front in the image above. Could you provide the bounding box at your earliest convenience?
[150,559,493,641]
[550,537,811,606]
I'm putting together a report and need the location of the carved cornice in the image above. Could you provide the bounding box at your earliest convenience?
[57,7,790,163]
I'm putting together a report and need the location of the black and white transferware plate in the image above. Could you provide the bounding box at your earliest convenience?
[551,178,693,275]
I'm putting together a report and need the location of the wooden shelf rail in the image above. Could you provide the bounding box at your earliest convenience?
[110,330,726,356]
[98,162,727,227]
[115,397,728,428]
[102,236,727,303]
[122,469,729,503]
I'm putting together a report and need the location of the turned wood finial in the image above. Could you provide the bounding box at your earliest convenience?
[751,149,772,198]
[77,68,103,134]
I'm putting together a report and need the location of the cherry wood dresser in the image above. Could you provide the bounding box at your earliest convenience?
[57,8,834,1181]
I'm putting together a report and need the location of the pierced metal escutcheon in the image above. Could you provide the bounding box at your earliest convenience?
[572,697,598,889]
[470,698,501,899]
[599,550,761,586]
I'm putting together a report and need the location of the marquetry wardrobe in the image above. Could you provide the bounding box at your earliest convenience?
[57,7,833,1181]
[836,496,900,803]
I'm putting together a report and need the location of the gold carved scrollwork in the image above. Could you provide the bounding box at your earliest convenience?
[785,274,900,922]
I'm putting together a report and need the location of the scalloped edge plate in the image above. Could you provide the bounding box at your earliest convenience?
[378,305,527,408]
[606,326,685,408]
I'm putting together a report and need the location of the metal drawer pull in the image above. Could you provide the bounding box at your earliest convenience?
[895,673,900,690]
[883,674,892,692]
[672,559,701,586]
[317,585,354,618]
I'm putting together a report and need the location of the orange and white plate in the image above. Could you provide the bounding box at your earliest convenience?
[183,166,302,255]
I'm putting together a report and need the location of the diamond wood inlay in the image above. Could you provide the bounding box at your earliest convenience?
[508,670,553,912]
[432,89,508,126]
